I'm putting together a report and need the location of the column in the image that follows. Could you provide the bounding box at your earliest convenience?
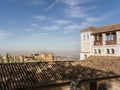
[116,31,120,45]
[91,35,94,55]
[115,31,120,56]
[102,33,106,45]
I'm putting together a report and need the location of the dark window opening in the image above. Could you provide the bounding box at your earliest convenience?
[90,82,97,90]
[84,35,85,40]
[87,34,89,39]
[84,55,87,59]
[98,83,107,90]
[98,49,101,54]
[107,49,109,54]
[94,49,97,54]
[111,49,115,54]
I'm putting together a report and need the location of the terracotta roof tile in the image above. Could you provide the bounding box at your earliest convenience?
[81,23,120,34]
[80,26,95,32]
[92,23,120,34]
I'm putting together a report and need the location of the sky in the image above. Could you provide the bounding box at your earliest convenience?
[0,0,120,55]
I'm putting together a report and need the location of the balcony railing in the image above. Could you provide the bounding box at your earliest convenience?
[94,41,102,46]
[106,40,116,45]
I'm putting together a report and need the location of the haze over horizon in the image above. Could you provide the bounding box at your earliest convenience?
[0,0,120,55]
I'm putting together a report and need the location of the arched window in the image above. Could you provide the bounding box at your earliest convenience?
[98,49,101,54]
[84,35,85,40]
[87,34,89,39]
[111,49,115,54]
[94,49,97,54]
[107,49,109,54]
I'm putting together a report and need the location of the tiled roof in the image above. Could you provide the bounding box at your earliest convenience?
[82,56,120,72]
[80,26,95,32]
[92,23,120,34]
[0,57,120,90]
[81,23,120,34]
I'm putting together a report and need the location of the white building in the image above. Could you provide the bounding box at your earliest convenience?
[80,23,120,60]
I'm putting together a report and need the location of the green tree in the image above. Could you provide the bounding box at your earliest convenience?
[6,53,10,63]
[0,54,3,63]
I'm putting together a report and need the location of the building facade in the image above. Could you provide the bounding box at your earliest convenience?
[34,53,54,62]
[80,23,120,60]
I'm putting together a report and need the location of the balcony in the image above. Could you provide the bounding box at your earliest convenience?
[106,40,116,45]
[94,41,102,46]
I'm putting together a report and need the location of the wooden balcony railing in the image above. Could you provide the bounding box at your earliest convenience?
[94,41,102,46]
[106,40,116,45]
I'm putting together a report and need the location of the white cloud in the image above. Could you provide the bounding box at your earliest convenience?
[64,24,80,30]
[19,32,48,42]
[44,0,59,11]
[59,0,91,6]
[51,20,72,25]
[65,6,88,18]
[62,0,94,18]
[32,16,47,21]
[24,28,35,32]
[45,0,94,18]
[10,0,44,5]
[45,0,95,17]
[32,15,52,21]
[29,0,43,5]
[41,26,59,31]
[63,24,80,33]
[30,23,38,27]
[63,15,106,33]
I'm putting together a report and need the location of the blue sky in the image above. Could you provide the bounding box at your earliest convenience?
[0,0,120,55]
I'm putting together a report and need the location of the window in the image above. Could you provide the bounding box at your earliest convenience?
[94,35,97,41]
[84,35,85,40]
[111,49,115,54]
[110,34,114,40]
[107,49,109,54]
[98,83,107,90]
[98,49,101,54]
[84,55,87,59]
[94,49,97,54]
[87,34,89,39]
[90,82,97,90]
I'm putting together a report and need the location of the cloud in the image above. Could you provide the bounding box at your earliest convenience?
[32,16,47,21]
[44,0,59,11]
[61,0,94,18]
[32,15,52,21]
[63,24,80,33]
[51,20,72,25]
[19,32,48,41]
[41,26,59,31]
[63,15,107,33]
[24,28,35,32]
[59,0,91,6]
[65,6,88,18]
[86,17,104,23]
[10,0,44,5]
[30,23,38,27]
[45,0,94,18]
